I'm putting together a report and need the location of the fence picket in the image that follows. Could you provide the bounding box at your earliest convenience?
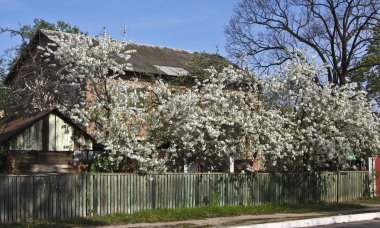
[0,171,370,224]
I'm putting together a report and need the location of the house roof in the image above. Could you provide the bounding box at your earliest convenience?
[0,109,96,144]
[6,29,231,82]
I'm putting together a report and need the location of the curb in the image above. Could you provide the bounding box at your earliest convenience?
[231,212,380,228]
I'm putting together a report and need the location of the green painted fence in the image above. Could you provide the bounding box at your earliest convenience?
[0,171,370,224]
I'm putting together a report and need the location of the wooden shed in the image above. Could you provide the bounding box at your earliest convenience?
[0,109,99,174]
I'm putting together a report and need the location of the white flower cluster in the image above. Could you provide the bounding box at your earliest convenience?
[148,66,264,171]
[31,34,380,172]
[261,54,380,171]
[148,53,380,172]
[42,32,165,172]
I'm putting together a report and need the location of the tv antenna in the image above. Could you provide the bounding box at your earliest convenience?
[122,24,128,41]
[101,26,110,39]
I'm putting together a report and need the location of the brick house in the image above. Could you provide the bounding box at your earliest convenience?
[3,29,261,173]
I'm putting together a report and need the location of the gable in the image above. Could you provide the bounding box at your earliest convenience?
[7,113,93,151]
[0,109,96,150]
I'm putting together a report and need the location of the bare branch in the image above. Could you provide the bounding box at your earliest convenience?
[225,0,380,85]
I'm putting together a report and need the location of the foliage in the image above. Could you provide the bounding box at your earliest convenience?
[0,58,5,80]
[90,151,125,173]
[186,52,232,81]
[0,58,6,122]
[0,18,85,69]
[16,18,84,42]
[0,19,85,121]
[226,0,380,85]
[351,22,380,105]
[0,145,7,173]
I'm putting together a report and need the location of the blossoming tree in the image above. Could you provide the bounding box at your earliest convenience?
[148,66,283,171]
[41,32,165,172]
[2,30,379,173]
[261,54,380,171]
[147,53,380,172]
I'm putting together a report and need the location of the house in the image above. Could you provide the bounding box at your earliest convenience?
[3,29,261,173]
[0,109,99,174]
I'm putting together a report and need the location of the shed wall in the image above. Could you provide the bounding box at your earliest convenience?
[9,114,86,152]
[9,120,43,150]
[5,113,94,173]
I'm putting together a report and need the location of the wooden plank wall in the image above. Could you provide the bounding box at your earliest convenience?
[8,151,78,174]
[9,120,43,151]
[0,171,370,224]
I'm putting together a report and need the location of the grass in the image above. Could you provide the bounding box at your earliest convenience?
[350,197,380,204]
[0,201,371,228]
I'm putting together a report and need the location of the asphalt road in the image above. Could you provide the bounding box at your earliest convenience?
[315,219,380,227]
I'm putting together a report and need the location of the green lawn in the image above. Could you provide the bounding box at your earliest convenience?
[350,197,380,204]
[0,201,374,228]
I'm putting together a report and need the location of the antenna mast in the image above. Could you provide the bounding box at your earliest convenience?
[122,24,128,41]
[101,26,110,39]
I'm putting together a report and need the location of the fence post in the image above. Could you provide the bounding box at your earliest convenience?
[32,175,37,220]
[368,157,376,198]
[152,174,156,210]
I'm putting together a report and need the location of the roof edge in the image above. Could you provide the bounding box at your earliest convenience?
[0,109,96,144]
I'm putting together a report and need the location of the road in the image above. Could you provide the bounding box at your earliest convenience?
[315,219,380,227]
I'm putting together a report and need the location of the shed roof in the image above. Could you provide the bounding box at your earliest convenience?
[0,109,95,144]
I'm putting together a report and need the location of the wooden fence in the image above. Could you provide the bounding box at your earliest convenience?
[0,171,370,224]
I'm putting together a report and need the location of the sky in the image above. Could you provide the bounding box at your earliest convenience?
[0,0,238,59]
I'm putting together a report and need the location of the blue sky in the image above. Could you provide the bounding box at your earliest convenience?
[0,0,237,58]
